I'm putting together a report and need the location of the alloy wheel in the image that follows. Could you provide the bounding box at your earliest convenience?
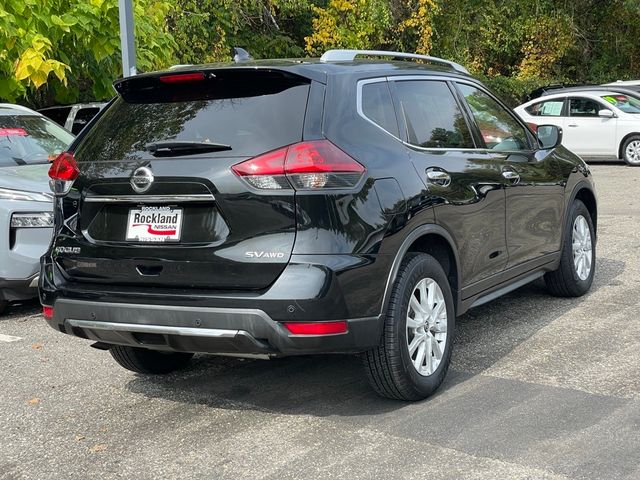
[572,215,592,281]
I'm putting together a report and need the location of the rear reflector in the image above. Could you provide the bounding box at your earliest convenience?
[42,306,53,319]
[159,72,205,84]
[283,321,348,335]
[232,140,365,190]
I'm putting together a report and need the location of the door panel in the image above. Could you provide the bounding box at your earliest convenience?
[563,97,617,156]
[455,82,565,269]
[391,79,508,287]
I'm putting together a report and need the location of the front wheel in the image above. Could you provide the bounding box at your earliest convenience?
[622,135,640,166]
[545,199,595,297]
[363,253,455,401]
[109,345,194,374]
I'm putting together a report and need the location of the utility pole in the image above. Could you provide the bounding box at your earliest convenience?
[118,0,137,77]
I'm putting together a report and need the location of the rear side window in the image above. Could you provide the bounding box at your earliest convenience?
[0,115,74,167]
[71,107,101,134]
[394,80,474,148]
[75,71,310,162]
[361,81,399,136]
[525,99,564,117]
[569,98,601,117]
[40,107,72,127]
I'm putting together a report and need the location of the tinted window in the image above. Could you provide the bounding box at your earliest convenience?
[458,84,530,151]
[75,72,310,162]
[395,80,473,148]
[0,115,74,167]
[361,82,399,136]
[601,94,640,113]
[525,99,564,117]
[40,107,72,127]
[569,98,601,117]
[71,107,101,134]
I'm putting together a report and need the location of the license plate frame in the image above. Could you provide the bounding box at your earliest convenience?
[125,206,183,243]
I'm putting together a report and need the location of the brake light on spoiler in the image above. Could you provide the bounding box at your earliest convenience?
[232,140,365,190]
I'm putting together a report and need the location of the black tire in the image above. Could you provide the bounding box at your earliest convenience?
[545,199,595,297]
[109,345,194,374]
[622,135,640,166]
[0,300,8,316]
[363,253,455,401]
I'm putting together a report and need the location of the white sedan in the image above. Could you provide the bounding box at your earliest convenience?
[515,90,640,165]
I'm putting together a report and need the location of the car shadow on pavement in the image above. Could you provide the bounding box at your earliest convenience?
[125,257,624,415]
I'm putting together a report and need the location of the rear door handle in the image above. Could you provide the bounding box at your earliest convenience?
[426,168,451,187]
[501,170,520,183]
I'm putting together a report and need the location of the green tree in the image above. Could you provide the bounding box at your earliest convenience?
[0,0,176,107]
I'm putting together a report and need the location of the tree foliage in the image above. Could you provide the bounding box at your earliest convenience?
[0,0,175,107]
[4,0,640,108]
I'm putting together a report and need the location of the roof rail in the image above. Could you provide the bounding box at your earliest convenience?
[319,49,469,74]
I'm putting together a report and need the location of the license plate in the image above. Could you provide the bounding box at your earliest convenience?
[126,206,183,242]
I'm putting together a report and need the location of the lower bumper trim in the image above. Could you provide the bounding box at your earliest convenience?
[66,319,239,338]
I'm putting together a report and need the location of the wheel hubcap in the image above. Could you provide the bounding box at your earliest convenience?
[406,278,447,377]
[625,140,640,164]
[572,215,592,281]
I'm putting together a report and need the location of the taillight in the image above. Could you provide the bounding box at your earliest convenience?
[232,140,365,190]
[283,321,348,335]
[48,151,79,196]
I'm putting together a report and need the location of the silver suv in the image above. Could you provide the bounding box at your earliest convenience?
[0,104,74,314]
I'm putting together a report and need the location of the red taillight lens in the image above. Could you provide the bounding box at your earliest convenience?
[231,140,365,190]
[283,321,348,335]
[42,306,54,319]
[49,152,79,181]
[159,72,205,84]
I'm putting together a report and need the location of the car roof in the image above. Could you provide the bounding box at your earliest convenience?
[533,90,629,101]
[114,57,475,91]
[0,103,41,116]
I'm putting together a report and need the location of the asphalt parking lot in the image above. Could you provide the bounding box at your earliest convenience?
[1,163,639,480]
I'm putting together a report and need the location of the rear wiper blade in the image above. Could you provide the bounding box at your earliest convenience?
[145,140,232,157]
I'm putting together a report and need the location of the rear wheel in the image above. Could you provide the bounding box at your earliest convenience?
[545,200,595,297]
[363,253,455,401]
[622,135,640,166]
[109,345,194,374]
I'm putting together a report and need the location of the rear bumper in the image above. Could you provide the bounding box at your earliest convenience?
[45,298,381,355]
[0,275,39,302]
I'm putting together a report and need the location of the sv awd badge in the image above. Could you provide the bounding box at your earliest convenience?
[245,251,285,259]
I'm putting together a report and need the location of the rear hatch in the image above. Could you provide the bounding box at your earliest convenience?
[55,69,311,290]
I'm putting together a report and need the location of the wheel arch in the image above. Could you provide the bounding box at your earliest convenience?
[570,183,598,236]
[618,132,640,159]
[380,225,461,317]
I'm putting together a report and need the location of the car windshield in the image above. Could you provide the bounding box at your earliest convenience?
[0,114,74,167]
[601,94,640,113]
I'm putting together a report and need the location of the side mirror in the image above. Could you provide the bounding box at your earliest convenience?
[536,124,563,149]
[598,109,615,118]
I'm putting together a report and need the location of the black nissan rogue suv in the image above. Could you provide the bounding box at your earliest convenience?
[40,50,597,401]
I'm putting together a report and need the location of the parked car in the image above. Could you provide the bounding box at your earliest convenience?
[0,104,74,314]
[39,102,106,135]
[40,50,597,400]
[515,90,640,165]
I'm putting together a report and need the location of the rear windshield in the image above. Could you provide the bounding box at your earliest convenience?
[0,115,74,167]
[75,71,311,162]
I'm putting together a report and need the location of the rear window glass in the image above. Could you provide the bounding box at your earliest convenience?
[361,82,399,136]
[0,115,74,167]
[40,107,72,127]
[75,71,311,162]
[525,99,564,116]
[395,80,474,148]
[601,94,640,113]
